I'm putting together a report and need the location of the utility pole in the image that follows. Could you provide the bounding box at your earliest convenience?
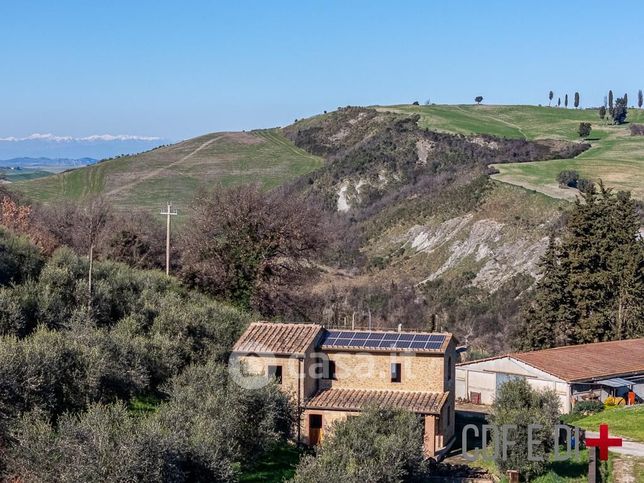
[160,202,177,275]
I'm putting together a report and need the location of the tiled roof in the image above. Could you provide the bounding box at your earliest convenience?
[304,388,448,415]
[232,322,323,356]
[459,338,644,382]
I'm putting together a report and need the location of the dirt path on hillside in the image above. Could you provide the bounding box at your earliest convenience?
[104,135,224,197]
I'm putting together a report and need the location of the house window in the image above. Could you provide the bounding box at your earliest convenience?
[268,365,282,384]
[327,360,336,380]
[447,356,452,381]
[391,363,402,383]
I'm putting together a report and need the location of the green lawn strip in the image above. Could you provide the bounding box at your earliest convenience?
[470,448,612,482]
[573,406,644,442]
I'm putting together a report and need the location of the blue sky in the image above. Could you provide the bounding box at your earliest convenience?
[1,0,643,141]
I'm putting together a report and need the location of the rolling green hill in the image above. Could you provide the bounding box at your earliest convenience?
[14,129,324,211]
[380,104,644,200]
[15,105,644,210]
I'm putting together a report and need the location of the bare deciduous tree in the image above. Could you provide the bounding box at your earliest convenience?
[180,184,330,314]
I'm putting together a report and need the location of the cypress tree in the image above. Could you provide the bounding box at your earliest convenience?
[608,90,614,115]
[548,90,554,106]
[599,105,607,120]
[557,97,561,107]
[574,92,580,108]
[564,94,569,108]
[639,89,643,109]
[519,184,643,349]
[624,93,628,106]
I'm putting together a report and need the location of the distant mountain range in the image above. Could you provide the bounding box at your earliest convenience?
[0,133,169,160]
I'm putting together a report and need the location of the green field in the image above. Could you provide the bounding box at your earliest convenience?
[14,129,324,212]
[0,168,53,182]
[381,104,644,200]
[574,406,644,442]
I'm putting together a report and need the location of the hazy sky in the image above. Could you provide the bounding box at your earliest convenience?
[1,0,643,141]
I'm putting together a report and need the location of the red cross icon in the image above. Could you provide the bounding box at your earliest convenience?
[585,423,622,461]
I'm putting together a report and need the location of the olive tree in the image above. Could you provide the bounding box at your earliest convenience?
[490,378,560,481]
[293,407,425,483]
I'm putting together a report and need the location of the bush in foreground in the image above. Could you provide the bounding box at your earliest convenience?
[490,379,561,481]
[292,407,425,483]
[5,362,293,482]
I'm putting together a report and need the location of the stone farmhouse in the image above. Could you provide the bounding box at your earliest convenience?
[231,322,457,458]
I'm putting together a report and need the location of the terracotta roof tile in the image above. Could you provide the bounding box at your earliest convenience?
[305,388,448,415]
[232,322,323,356]
[459,338,644,382]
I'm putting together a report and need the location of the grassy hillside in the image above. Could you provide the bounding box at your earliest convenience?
[381,104,644,200]
[14,129,323,211]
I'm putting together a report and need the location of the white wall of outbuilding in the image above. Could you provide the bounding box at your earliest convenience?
[456,356,572,413]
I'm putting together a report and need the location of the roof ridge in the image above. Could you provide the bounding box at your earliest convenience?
[512,337,644,356]
[252,321,322,328]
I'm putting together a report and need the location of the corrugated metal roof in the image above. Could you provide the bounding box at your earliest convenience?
[304,388,448,415]
[458,338,644,383]
[595,378,634,388]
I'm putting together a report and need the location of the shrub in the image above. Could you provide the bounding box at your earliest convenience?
[292,407,424,483]
[5,362,294,483]
[5,403,186,483]
[0,328,90,434]
[576,178,595,194]
[578,122,592,138]
[630,123,644,136]
[572,399,604,415]
[0,228,44,286]
[490,378,561,481]
[557,170,579,188]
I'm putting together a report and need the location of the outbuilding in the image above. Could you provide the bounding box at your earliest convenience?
[456,338,644,413]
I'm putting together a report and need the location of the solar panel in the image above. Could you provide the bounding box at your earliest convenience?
[320,330,446,351]
[335,338,353,346]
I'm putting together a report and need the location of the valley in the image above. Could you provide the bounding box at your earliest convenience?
[9,104,644,353]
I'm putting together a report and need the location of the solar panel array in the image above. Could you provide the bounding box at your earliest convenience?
[320,330,446,351]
